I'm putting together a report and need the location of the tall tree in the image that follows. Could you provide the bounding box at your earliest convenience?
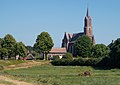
[92,44,109,58]
[14,42,27,58]
[34,32,54,60]
[74,35,93,58]
[109,38,120,68]
[2,34,16,58]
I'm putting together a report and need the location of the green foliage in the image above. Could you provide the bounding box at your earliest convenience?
[2,34,16,48]
[14,42,27,58]
[26,46,34,51]
[109,38,120,68]
[62,52,73,60]
[0,48,8,59]
[0,60,27,67]
[51,58,101,66]
[72,58,101,66]
[74,35,93,58]
[51,59,73,66]
[92,44,109,58]
[1,34,16,58]
[0,38,3,48]
[34,32,54,60]
[96,57,111,68]
[34,32,54,53]
[52,55,60,60]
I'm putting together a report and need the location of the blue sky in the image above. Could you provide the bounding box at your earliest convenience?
[0,0,120,47]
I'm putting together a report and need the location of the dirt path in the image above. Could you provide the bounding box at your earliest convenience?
[0,75,33,85]
[0,61,49,85]
[4,60,50,70]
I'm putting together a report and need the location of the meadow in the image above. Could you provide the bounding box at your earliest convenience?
[1,64,120,85]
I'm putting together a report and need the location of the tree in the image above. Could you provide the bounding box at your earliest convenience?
[74,35,93,58]
[26,46,34,52]
[109,38,120,68]
[14,42,27,58]
[34,32,54,60]
[0,38,3,48]
[0,48,8,59]
[2,34,16,58]
[92,44,109,58]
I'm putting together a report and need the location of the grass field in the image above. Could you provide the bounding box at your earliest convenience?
[1,64,120,85]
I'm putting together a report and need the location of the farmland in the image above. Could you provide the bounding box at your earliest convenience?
[0,61,120,85]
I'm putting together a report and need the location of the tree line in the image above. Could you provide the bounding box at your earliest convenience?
[0,32,120,68]
[0,32,54,60]
[51,35,120,69]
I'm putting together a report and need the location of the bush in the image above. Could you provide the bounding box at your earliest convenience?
[71,58,101,66]
[96,57,111,68]
[53,56,60,60]
[62,53,73,60]
[51,57,101,66]
[51,59,73,66]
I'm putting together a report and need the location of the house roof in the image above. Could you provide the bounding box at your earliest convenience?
[49,48,67,53]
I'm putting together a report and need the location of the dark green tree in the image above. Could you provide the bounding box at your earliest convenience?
[0,48,8,59]
[34,32,54,60]
[26,46,34,52]
[14,42,27,58]
[92,44,109,58]
[0,38,3,48]
[109,38,120,68]
[2,34,16,58]
[74,35,93,58]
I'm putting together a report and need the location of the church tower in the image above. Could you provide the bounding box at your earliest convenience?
[84,8,95,43]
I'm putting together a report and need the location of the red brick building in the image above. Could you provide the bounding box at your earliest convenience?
[61,8,95,55]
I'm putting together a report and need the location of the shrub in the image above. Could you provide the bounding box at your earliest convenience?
[51,59,73,66]
[53,55,60,60]
[51,58,101,66]
[72,58,101,66]
[62,52,73,60]
[96,57,111,68]
[51,59,61,66]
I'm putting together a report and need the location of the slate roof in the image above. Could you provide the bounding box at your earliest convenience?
[70,32,84,42]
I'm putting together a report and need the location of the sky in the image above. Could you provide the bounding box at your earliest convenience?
[0,0,120,47]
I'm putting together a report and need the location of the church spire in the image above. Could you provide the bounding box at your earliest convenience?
[84,7,93,41]
[86,7,89,16]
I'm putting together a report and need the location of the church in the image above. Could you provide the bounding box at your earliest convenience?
[61,8,95,55]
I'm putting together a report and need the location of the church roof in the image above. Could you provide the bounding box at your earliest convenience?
[65,32,73,40]
[70,32,84,42]
[64,32,84,42]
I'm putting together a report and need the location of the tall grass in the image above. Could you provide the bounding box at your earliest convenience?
[2,65,120,85]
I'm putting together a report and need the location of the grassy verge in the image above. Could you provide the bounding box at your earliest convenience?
[1,65,120,85]
[0,60,27,66]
